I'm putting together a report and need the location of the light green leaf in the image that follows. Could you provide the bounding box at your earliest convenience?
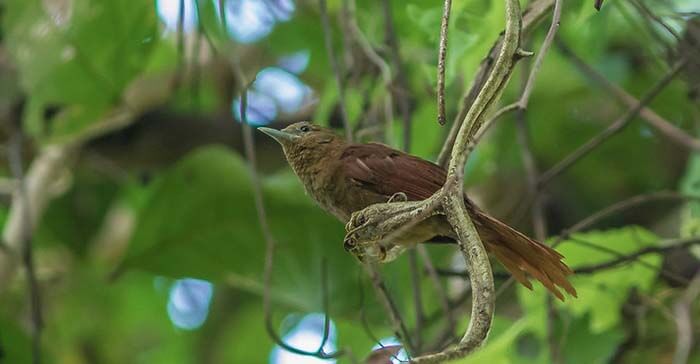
[520,227,660,333]
[3,0,159,142]
[122,146,361,313]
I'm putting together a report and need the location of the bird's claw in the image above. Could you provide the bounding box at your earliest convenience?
[343,213,387,262]
[343,197,423,263]
[388,192,408,203]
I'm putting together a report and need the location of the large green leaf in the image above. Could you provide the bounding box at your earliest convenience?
[122,146,362,313]
[520,227,661,333]
[3,0,159,142]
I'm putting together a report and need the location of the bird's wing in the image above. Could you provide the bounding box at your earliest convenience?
[341,143,446,200]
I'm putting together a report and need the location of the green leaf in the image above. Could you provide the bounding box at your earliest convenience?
[454,317,530,364]
[519,227,660,333]
[0,316,33,364]
[3,0,159,142]
[122,146,361,313]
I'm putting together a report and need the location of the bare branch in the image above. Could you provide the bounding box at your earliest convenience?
[410,0,525,361]
[7,131,42,364]
[518,0,562,108]
[417,245,456,344]
[556,39,700,151]
[381,0,414,151]
[554,191,699,247]
[408,250,425,353]
[364,263,416,354]
[346,0,394,143]
[437,0,557,167]
[673,272,700,364]
[0,145,74,292]
[443,0,560,156]
[545,296,562,364]
[238,75,347,361]
[572,237,700,275]
[319,0,352,141]
[514,57,562,363]
[538,60,686,187]
[436,237,700,278]
[629,0,681,42]
[437,0,452,126]
[173,0,186,89]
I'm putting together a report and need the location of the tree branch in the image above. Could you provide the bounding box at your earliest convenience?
[381,0,413,151]
[7,130,43,364]
[237,69,348,361]
[436,237,700,278]
[556,39,700,151]
[673,271,700,364]
[319,0,352,141]
[554,191,699,247]
[538,60,686,187]
[346,0,394,143]
[409,0,525,361]
[436,0,452,126]
[437,0,556,167]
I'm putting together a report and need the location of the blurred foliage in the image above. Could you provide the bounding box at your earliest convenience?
[1,0,700,363]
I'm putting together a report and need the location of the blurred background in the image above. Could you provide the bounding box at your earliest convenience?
[0,0,699,363]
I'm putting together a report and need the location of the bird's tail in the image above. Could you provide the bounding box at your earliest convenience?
[473,209,577,301]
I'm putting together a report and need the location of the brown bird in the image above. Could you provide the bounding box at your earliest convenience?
[259,121,576,300]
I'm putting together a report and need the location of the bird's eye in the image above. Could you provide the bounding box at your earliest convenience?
[300,125,310,132]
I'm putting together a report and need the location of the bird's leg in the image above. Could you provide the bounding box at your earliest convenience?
[343,196,441,263]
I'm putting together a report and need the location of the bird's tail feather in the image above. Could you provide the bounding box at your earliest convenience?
[474,210,577,301]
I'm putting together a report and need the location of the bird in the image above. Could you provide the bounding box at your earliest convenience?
[259,121,576,301]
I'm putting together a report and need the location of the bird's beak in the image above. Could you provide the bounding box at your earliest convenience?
[258,127,299,144]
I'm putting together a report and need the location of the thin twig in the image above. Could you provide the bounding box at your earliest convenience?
[673,271,700,364]
[410,0,525,361]
[538,60,686,186]
[518,0,562,108]
[319,0,352,141]
[436,236,700,278]
[222,21,347,358]
[381,0,414,151]
[436,0,556,167]
[626,0,675,56]
[364,263,416,354]
[174,0,186,89]
[357,271,400,364]
[436,0,452,126]
[417,245,455,342]
[346,0,394,144]
[556,39,700,151]
[8,131,42,364]
[554,191,700,247]
[450,0,560,146]
[545,296,561,364]
[629,0,681,42]
[408,250,424,353]
[514,55,562,363]
[345,2,419,354]
[572,237,700,275]
[381,0,430,351]
[191,17,203,109]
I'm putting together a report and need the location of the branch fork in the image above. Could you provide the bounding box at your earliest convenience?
[343,0,526,361]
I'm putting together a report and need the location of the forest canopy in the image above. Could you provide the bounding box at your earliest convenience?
[0,0,699,363]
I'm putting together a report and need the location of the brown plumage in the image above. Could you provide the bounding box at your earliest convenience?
[259,122,576,301]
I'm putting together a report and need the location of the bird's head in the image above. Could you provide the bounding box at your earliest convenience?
[258,121,344,165]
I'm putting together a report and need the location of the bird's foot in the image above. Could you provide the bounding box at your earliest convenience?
[343,197,440,263]
[387,192,408,203]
